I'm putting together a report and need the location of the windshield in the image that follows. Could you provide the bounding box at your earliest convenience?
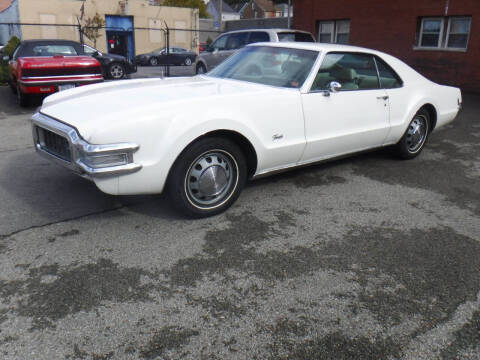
[208,46,319,88]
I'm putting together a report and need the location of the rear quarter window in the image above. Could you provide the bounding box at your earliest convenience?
[30,44,78,57]
[375,56,403,88]
[277,32,315,42]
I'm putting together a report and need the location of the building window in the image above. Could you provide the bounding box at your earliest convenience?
[418,16,471,50]
[318,20,350,44]
[447,17,472,49]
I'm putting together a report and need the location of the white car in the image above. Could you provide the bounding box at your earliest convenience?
[32,42,462,217]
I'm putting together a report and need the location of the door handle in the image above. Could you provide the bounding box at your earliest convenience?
[377,95,389,100]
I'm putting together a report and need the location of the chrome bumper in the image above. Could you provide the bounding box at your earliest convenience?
[32,112,142,178]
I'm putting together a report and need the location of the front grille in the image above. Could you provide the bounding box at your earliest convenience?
[37,127,72,162]
[22,66,102,77]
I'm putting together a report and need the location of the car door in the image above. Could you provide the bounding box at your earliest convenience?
[300,52,390,163]
[203,34,229,69]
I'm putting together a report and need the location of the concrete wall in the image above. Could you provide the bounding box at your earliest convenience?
[224,17,288,32]
[293,0,480,93]
[16,0,199,55]
[199,18,221,43]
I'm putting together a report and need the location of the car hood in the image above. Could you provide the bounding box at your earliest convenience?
[40,76,274,139]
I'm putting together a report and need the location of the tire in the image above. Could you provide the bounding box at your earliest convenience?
[108,63,125,80]
[394,108,430,159]
[9,79,17,94]
[149,57,158,66]
[196,62,206,74]
[184,57,192,66]
[17,85,29,107]
[167,137,247,218]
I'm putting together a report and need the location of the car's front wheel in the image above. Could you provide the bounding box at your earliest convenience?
[108,63,125,80]
[167,137,247,218]
[184,57,192,66]
[196,63,206,74]
[149,57,158,66]
[395,108,430,159]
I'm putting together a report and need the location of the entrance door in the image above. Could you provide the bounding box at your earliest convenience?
[107,33,128,57]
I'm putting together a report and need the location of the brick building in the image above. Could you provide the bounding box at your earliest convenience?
[293,0,479,93]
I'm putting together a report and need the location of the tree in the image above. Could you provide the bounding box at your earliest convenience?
[82,13,105,48]
[162,0,210,18]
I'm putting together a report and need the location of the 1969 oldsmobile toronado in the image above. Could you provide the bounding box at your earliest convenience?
[31,42,462,217]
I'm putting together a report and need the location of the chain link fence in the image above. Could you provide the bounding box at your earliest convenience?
[0,22,222,78]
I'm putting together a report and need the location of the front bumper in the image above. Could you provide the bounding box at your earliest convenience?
[32,112,142,178]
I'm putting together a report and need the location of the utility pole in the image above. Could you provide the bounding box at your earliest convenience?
[287,0,291,29]
[219,0,222,31]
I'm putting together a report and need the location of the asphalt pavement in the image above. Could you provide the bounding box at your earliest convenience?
[0,78,479,360]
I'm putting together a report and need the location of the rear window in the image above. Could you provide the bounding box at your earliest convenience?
[277,32,315,42]
[31,45,78,57]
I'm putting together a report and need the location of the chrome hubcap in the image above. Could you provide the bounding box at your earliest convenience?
[185,58,192,66]
[110,65,123,78]
[150,58,157,66]
[186,151,236,207]
[406,115,427,153]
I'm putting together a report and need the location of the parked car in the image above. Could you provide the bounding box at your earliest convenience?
[82,44,137,80]
[31,42,461,218]
[7,39,103,106]
[195,28,315,74]
[199,43,208,53]
[135,47,197,66]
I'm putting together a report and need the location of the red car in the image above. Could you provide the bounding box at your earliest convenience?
[7,39,104,106]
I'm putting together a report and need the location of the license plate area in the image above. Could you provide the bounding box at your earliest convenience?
[58,84,75,91]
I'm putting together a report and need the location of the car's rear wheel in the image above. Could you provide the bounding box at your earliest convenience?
[395,108,430,159]
[196,63,206,74]
[149,57,158,66]
[17,85,29,107]
[167,137,247,218]
[184,57,192,66]
[109,63,125,80]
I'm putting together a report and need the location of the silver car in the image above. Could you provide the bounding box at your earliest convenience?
[195,28,315,74]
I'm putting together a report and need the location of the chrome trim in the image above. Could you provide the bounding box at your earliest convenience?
[31,112,142,178]
[19,75,103,86]
[21,74,102,80]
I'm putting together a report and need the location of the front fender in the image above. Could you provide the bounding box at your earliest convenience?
[114,115,264,196]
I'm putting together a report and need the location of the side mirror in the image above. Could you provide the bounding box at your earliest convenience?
[93,51,100,57]
[323,81,342,96]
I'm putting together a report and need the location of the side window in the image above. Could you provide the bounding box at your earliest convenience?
[12,45,21,60]
[212,35,229,51]
[225,32,249,50]
[248,31,270,44]
[83,45,96,55]
[375,56,403,88]
[311,52,380,91]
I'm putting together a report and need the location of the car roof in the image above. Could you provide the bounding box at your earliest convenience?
[21,39,80,44]
[222,28,313,35]
[247,41,382,55]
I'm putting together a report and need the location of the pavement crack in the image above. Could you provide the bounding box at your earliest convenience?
[0,204,129,241]
[0,146,34,154]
